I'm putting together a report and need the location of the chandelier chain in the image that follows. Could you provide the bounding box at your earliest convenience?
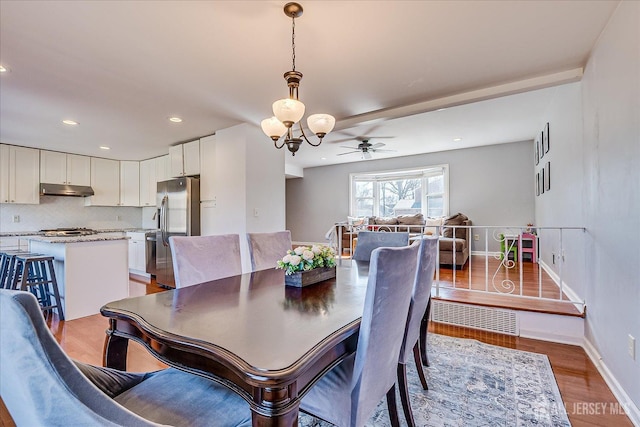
[291,15,296,72]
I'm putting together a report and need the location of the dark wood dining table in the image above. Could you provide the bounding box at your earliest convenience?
[101,261,372,426]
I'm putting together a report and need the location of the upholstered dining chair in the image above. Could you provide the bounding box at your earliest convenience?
[0,289,252,427]
[169,234,242,288]
[397,237,438,427]
[300,242,420,427]
[246,230,292,272]
[352,231,410,262]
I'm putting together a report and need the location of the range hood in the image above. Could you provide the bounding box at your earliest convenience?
[40,183,95,197]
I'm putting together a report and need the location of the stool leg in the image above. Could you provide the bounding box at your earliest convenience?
[46,259,64,321]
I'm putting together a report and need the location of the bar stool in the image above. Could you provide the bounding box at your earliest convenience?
[12,254,64,321]
[0,250,29,289]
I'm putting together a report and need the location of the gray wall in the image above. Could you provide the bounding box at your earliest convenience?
[286,140,535,250]
[577,1,639,412]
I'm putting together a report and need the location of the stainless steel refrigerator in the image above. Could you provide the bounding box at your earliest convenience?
[156,177,200,288]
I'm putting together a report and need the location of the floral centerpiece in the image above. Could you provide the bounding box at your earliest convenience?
[276,244,336,287]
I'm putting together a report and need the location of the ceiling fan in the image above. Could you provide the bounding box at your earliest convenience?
[337,139,396,160]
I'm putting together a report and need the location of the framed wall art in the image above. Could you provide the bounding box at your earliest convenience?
[539,169,545,195]
[544,161,551,192]
[542,122,550,154]
[534,132,541,165]
[536,172,540,196]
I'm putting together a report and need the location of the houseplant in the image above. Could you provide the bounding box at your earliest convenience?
[276,244,337,287]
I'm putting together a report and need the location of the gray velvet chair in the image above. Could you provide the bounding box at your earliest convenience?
[169,234,242,288]
[352,231,410,262]
[397,237,438,427]
[300,242,420,427]
[246,230,292,272]
[0,289,252,427]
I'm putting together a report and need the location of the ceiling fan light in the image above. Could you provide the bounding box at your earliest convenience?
[261,117,287,140]
[273,98,305,127]
[307,114,335,136]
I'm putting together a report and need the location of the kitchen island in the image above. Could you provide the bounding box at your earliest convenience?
[25,233,129,320]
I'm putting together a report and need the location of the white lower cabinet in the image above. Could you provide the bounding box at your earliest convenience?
[127,232,147,273]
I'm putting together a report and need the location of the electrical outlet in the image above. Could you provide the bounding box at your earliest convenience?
[629,335,636,360]
[474,234,479,241]
[253,208,259,217]
[12,215,20,223]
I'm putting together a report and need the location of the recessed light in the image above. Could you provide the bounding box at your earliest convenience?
[0,65,8,73]
[453,138,462,142]
[99,146,110,150]
[169,117,183,123]
[62,119,79,126]
[321,157,327,160]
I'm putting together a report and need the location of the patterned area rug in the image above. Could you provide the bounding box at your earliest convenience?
[299,333,571,426]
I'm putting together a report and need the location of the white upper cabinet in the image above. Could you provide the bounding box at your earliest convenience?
[0,144,40,205]
[119,161,140,207]
[86,157,120,206]
[139,158,156,207]
[40,150,91,186]
[199,135,216,202]
[156,155,170,183]
[169,140,200,177]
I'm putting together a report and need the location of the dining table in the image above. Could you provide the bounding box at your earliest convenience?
[101,261,373,426]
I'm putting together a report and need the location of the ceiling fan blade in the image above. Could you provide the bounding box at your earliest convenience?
[370,142,386,149]
[362,152,373,160]
[371,148,397,153]
[337,151,360,156]
[339,145,359,150]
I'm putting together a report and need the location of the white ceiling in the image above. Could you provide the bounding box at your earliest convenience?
[0,1,618,170]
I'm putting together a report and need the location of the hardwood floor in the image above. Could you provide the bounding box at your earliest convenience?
[1,278,632,426]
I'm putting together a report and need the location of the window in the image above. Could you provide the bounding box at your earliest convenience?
[350,165,449,218]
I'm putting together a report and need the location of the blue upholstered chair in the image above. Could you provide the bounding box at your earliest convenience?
[300,242,420,427]
[352,231,410,262]
[246,230,292,272]
[397,237,438,427]
[0,289,252,426]
[169,234,242,288]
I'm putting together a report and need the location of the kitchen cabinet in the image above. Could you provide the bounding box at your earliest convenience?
[40,150,90,186]
[139,158,156,207]
[86,157,120,206]
[199,134,216,202]
[0,144,40,205]
[127,232,147,273]
[156,154,170,182]
[119,161,140,206]
[170,140,200,177]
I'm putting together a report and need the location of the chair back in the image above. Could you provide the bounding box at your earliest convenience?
[352,231,409,261]
[351,242,420,426]
[398,237,438,364]
[169,234,242,288]
[246,231,292,272]
[0,290,157,426]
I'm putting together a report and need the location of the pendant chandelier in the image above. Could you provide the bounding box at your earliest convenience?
[261,2,335,156]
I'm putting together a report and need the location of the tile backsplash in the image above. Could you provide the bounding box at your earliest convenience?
[0,196,143,232]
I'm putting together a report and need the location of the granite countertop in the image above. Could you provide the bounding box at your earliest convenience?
[20,233,131,244]
[0,228,158,237]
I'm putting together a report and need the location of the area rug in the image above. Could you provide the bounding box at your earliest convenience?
[299,333,571,426]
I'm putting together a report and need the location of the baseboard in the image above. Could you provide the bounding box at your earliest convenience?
[582,338,640,426]
[129,271,151,284]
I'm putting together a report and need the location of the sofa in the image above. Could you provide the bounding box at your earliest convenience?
[337,212,471,268]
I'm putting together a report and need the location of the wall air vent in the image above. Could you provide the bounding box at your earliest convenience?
[431,300,519,336]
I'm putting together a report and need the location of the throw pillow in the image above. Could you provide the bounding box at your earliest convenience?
[442,213,468,238]
[425,216,444,235]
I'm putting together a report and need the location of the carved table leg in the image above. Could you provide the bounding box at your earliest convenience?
[251,386,300,427]
[103,319,129,370]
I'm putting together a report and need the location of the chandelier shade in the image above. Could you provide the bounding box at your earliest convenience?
[262,2,335,156]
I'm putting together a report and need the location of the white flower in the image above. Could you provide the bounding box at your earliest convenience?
[302,250,314,261]
[282,254,292,264]
[311,245,322,255]
[289,255,302,265]
[294,246,306,255]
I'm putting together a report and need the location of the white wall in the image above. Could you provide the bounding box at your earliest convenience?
[200,124,285,272]
[0,195,141,232]
[579,0,640,416]
[286,141,535,248]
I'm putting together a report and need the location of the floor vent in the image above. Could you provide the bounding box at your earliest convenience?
[431,300,519,335]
